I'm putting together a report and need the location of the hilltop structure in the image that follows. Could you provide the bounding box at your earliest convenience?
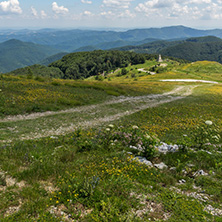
[157,54,163,62]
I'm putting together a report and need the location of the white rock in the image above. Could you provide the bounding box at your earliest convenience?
[170,167,177,171]
[193,170,208,177]
[179,179,186,184]
[133,156,153,167]
[154,162,168,170]
[157,142,179,153]
[204,205,222,216]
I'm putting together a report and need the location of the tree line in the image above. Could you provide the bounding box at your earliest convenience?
[49,50,151,79]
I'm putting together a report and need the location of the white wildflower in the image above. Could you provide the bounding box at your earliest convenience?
[132,125,139,129]
[108,124,114,128]
[106,128,110,132]
[145,134,151,139]
[205,120,213,126]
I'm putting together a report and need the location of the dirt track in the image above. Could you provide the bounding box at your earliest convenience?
[0,85,197,123]
[0,85,198,141]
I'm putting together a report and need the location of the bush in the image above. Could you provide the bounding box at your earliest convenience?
[94,125,159,159]
[121,68,128,75]
[95,75,104,81]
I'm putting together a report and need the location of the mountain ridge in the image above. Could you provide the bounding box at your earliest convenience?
[2,26,222,52]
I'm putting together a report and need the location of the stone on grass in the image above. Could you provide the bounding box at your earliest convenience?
[179,179,186,184]
[193,170,208,177]
[133,156,153,167]
[204,205,222,216]
[154,162,168,170]
[157,142,179,154]
[169,167,177,171]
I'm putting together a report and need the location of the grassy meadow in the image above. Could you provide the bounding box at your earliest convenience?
[0,59,222,221]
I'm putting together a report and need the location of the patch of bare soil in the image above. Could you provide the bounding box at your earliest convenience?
[130,192,171,220]
[48,203,92,222]
[4,199,23,217]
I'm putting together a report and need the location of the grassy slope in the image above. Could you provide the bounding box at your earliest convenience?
[0,59,222,221]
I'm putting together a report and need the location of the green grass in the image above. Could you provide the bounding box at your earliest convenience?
[1,58,222,221]
[0,74,177,118]
[0,125,221,221]
[115,85,222,142]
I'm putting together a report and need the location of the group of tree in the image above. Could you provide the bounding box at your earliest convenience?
[49,50,147,79]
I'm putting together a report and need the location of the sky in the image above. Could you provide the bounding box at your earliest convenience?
[1,0,222,29]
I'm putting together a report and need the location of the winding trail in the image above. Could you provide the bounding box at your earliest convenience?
[0,85,199,142]
[0,85,197,123]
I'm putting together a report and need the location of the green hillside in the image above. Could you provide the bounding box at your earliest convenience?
[1,57,222,221]
[49,50,148,79]
[160,39,222,62]
[40,52,68,66]
[9,64,64,79]
[115,36,222,63]
[0,39,61,73]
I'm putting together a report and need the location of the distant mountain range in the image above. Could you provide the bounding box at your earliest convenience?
[2,25,222,52]
[2,26,222,73]
[0,39,61,73]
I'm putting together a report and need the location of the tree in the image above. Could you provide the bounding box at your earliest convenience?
[121,68,128,75]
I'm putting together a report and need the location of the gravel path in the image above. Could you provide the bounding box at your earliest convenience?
[0,85,198,142]
[161,79,218,84]
[0,85,197,123]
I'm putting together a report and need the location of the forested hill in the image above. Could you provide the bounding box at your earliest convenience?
[0,39,61,73]
[49,50,149,79]
[160,37,222,62]
[115,36,222,63]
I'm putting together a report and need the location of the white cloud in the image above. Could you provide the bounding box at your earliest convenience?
[41,10,47,19]
[102,0,134,9]
[82,10,93,16]
[31,6,38,18]
[201,2,222,19]
[0,0,22,14]
[52,2,69,14]
[100,10,114,17]
[81,0,92,4]
[188,0,211,3]
[31,7,47,19]
[118,9,135,18]
[135,0,218,19]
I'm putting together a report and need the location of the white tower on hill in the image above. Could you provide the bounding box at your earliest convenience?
[157,54,163,62]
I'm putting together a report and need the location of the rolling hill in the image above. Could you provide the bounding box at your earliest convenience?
[73,38,159,52]
[160,37,222,62]
[2,26,222,52]
[0,39,61,73]
[115,36,222,63]
[40,52,68,66]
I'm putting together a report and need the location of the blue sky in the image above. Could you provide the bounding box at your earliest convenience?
[1,0,222,29]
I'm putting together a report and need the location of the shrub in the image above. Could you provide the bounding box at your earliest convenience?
[94,125,159,159]
[121,68,128,75]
